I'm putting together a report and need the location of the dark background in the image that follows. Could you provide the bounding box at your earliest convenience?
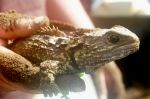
[92,17,150,89]
[81,0,150,90]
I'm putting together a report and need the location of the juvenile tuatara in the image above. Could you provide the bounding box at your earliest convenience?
[0,11,140,97]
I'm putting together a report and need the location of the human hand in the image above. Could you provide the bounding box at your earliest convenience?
[0,10,49,39]
[0,11,85,99]
[0,10,50,99]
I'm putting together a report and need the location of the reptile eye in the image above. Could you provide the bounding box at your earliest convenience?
[107,34,120,44]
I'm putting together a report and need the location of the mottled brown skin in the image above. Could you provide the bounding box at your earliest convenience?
[0,11,140,97]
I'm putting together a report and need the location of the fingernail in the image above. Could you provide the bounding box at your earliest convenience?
[16,18,32,29]
[33,16,49,25]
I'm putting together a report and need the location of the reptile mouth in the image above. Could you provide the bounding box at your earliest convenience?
[100,42,139,63]
[70,42,140,73]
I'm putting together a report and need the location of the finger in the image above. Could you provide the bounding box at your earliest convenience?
[0,46,40,92]
[11,16,49,38]
[0,11,49,39]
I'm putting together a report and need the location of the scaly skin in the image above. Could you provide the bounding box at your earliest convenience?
[0,11,140,97]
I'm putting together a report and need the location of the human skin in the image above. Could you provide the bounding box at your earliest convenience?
[0,0,104,99]
[46,0,94,28]
[0,0,126,99]
[47,1,126,99]
[0,0,94,43]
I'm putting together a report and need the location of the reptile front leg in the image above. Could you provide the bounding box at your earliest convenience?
[39,60,61,96]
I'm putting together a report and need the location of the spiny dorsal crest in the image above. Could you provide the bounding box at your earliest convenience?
[39,25,66,36]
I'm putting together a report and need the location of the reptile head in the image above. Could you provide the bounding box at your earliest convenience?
[73,26,140,73]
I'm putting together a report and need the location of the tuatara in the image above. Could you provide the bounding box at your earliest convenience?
[0,11,140,97]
